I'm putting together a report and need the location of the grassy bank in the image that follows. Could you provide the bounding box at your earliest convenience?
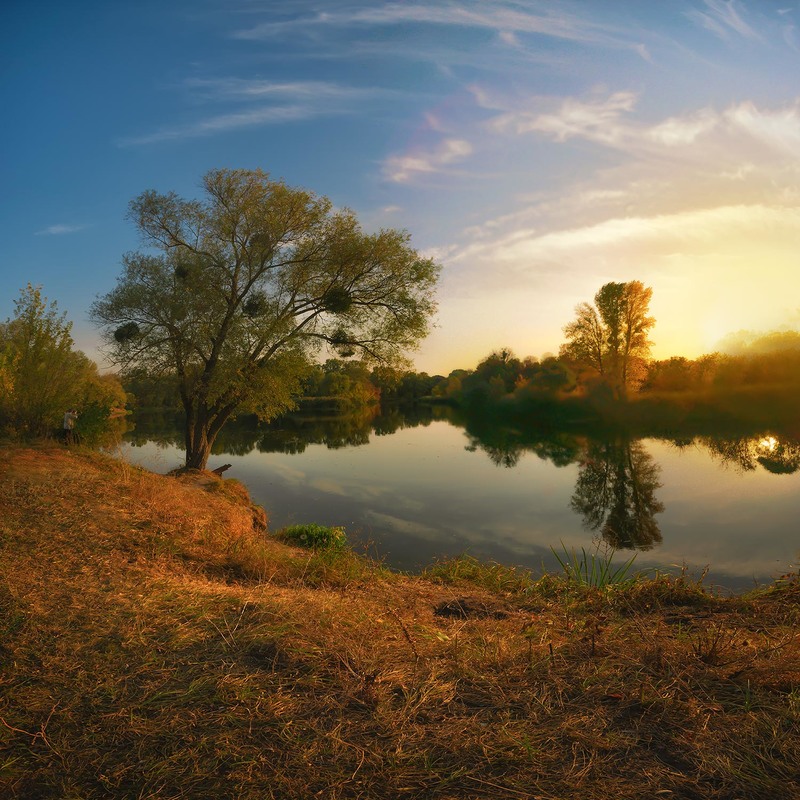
[1,444,799,799]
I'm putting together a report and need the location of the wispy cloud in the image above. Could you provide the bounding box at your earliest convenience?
[490,91,638,145]
[686,0,762,42]
[481,204,800,266]
[233,2,648,56]
[118,78,384,147]
[34,223,88,236]
[724,100,800,155]
[182,78,383,102]
[349,4,616,44]
[236,3,589,41]
[118,105,320,146]
[384,138,473,183]
[497,30,521,48]
[647,109,719,146]
[782,23,798,51]
[484,88,800,167]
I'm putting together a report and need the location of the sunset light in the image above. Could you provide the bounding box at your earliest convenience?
[759,435,779,452]
[3,1,800,372]
[3,5,800,796]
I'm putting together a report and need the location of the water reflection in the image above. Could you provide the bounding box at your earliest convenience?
[124,408,800,565]
[452,414,664,549]
[126,405,437,457]
[456,412,581,468]
[571,439,664,550]
[700,434,800,475]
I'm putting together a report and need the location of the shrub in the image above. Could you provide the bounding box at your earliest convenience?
[275,523,347,550]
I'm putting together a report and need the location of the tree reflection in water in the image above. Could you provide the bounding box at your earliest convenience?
[570,439,664,551]
[699,434,800,475]
[456,414,664,549]
[125,408,798,558]
[125,405,436,458]
[457,419,800,552]
[458,412,581,469]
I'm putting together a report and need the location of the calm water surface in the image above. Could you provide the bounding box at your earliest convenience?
[121,409,800,591]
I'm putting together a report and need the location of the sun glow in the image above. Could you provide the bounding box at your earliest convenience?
[758,436,778,452]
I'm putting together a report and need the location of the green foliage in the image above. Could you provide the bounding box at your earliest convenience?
[72,402,116,446]
[92,168,439,469]
[382,368,440,403]
[551,542,642,589]
[0,285,127,441]
[301,359,380,409]
[0,284,74,436]
[124,372,182,412]
[441,349,579,411]
[460,348,522,403]
[275,523,348,550]
[561,303,606,376]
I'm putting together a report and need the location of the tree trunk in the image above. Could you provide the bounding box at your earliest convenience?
[183,400,236,471]
[183,403,213,470]
[185,436,212,470]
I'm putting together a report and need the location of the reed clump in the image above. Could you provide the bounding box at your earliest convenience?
[1,443,799,799]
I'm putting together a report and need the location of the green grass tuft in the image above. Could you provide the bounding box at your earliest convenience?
[551,541,643,589]
[274,523,347,550]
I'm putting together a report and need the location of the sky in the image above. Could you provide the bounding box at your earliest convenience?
[2,0,799,375]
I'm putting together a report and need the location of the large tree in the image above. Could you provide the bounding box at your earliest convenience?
[92,169,440,470]
[560,280,654,396]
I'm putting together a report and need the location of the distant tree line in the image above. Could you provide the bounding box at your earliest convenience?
[127,403,438,458]
[436,280,800,428]
[300,360,443,409]
[126,358,444,414]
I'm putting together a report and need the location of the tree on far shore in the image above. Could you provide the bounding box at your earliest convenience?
[92,169,440,470]
[560,281,654,397]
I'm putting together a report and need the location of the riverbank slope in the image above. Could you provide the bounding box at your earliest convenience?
[1,444,798,799]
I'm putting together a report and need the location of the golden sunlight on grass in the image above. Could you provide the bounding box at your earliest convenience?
[1,444,799,798]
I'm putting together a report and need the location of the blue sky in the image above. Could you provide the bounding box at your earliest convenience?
[2,0,799,374]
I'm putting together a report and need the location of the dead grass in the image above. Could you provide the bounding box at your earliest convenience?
[1,443,799,798]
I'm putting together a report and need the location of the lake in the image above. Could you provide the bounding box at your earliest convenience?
[120,407,800,592]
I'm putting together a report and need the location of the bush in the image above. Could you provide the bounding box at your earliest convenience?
[0,285,127,440]
[275,523,347,550]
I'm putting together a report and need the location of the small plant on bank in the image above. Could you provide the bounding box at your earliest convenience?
[276,523,347,550]
[551,541,642,589]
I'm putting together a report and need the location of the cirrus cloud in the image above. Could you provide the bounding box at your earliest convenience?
[34,223,89,236]
[384,138,473,183]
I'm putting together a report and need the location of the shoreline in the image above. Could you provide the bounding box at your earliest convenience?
[113,421,799,595]
[2,442,799,798]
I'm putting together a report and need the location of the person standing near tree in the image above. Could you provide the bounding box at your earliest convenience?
[63,408,78,444]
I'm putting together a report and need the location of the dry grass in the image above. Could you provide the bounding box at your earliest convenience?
[1,443,799,799]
